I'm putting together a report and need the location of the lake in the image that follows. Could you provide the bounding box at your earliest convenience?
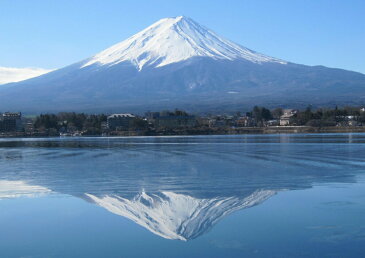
[0,134,364,257]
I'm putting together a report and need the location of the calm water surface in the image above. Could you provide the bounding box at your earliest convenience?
[0,134,364,257]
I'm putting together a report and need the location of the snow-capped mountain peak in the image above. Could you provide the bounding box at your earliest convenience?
[82,16,285,70]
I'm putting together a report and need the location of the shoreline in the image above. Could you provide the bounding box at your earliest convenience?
[2,126,365,138]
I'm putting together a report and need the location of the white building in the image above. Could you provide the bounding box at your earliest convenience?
[107,113,136,130]
[280,109,297,126]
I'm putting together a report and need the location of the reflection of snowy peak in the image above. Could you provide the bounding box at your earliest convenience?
[86,190,276,240]
[0,180,51,199]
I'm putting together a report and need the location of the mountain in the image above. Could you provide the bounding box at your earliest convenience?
[0,67,52,85]
[86,190,276,241]
[0,16,364,112]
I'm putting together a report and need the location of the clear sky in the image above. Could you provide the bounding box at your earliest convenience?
[1,0,364,73]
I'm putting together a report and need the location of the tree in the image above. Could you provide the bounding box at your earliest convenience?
[131,118,148,130]
[252,106,272,126]
[252,106,262,122]
[272,108,283,119]
[34,114,59,130]
[261,108,272,121]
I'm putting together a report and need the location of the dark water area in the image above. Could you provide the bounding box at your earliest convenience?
[0,134,364,257]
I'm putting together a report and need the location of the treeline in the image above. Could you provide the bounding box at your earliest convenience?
[31,106,365,136]
[245,106,283,126]
[247,106,365,126]
[292,106,365,126]
[34,112,107,135]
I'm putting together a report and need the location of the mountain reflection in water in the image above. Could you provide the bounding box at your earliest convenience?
[0,134,364,241]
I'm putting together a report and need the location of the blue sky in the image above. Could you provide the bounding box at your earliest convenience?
[1,0,364,73]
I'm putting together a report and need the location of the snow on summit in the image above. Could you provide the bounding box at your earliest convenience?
[82,16,286,70]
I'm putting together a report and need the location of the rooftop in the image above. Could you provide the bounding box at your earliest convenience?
[108,113,135,119]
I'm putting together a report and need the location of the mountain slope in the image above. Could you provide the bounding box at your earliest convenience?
[0,16,364,112]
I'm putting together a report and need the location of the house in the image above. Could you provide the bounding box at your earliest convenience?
[236,116,255,127]
[208,118,226,128]
[24,121,34,133]
[0,112,22,132]
[101,121,108,131]
[107,113,136,130]
[146,110,197,129]
[346,115,360,126]
[266,119,279,126]
[280,109,297,126]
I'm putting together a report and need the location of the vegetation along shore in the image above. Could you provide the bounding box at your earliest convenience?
[1,106,365,137]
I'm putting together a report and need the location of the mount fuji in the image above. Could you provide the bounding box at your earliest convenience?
[1,16,365,112]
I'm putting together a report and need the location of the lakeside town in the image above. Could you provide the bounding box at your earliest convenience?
[1,106,365,137]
